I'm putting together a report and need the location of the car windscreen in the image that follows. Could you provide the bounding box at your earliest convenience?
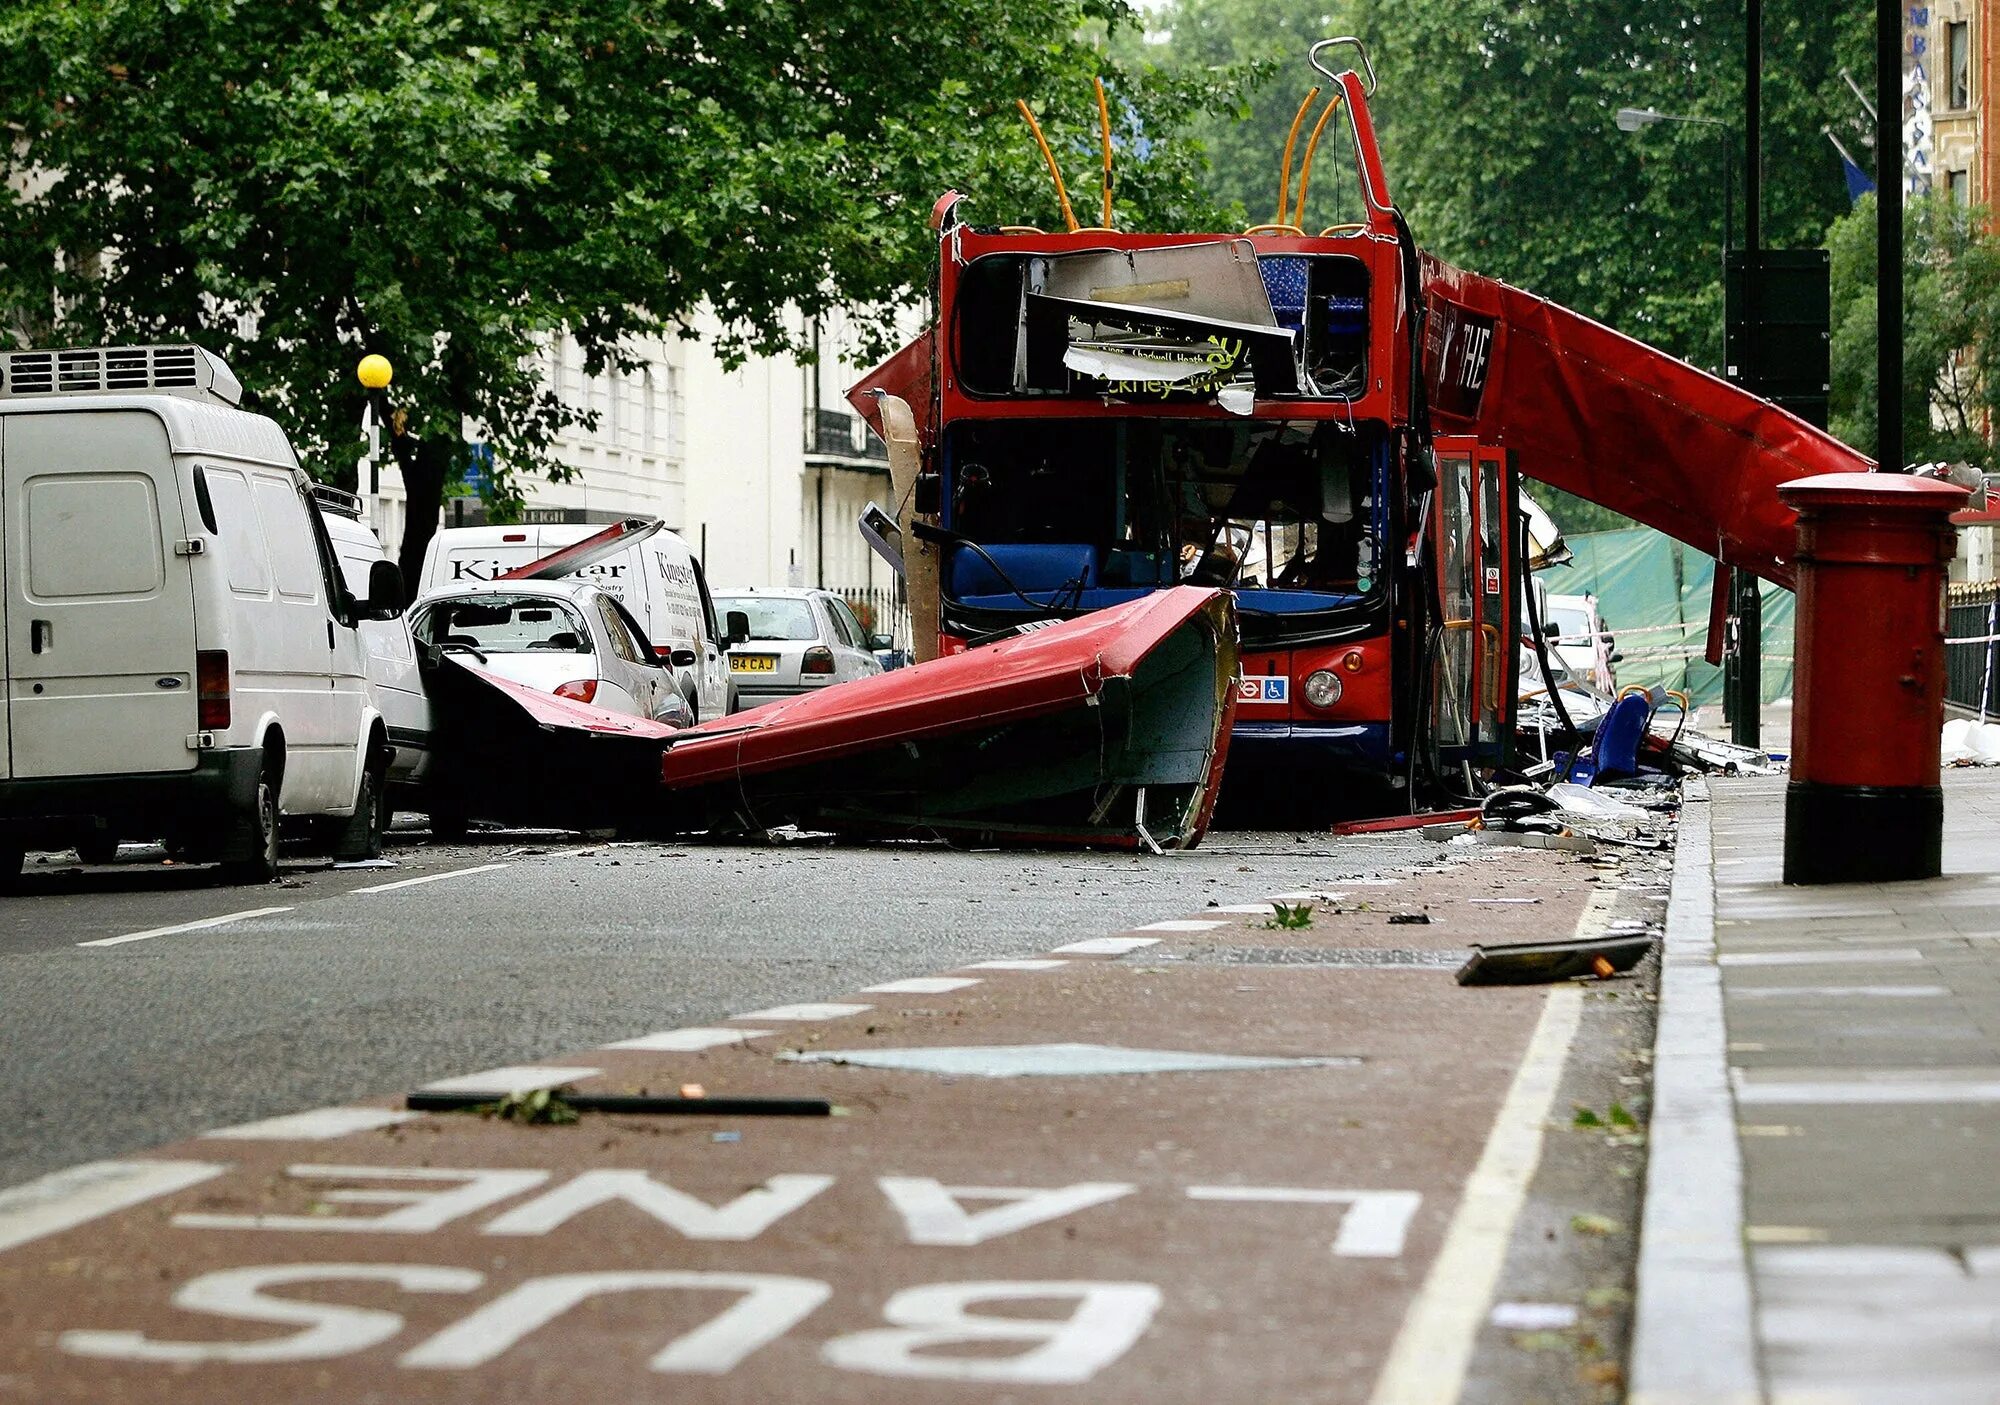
[715,596,818,641]
[420,596,593,654]
[1549,607,1592,643]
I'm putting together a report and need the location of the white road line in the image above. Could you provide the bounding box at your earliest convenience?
[1367,893,1603,1405]
[964,959,1070,971]
[604,1027,774,1052]
[1730,984,1949,999]
[730,1002,873,1022]
[352,863,508,894]
[863,977,981,995]
[1137,919,1227,932]
[1053,936,1160,955]
[205,1107,418,1141]
[78,906,294,949]
[1719,947,1926,967]
[1212,903,1277,914]
[0,1161,227,1254]
[418,1065,601,1095]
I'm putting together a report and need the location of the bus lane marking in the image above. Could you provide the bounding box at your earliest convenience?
[1185,1186,1423,1258]
[0,1160,227,1254]
[863,977,981,994]
[204,1107,418,1141]
[604,1027,774,1051]
[78,906,293,949]
[730,1002,872,1021]
[417,1065,602,1095]
[1052,936,1159,955]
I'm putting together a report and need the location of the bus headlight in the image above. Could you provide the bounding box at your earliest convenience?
[1304,669,1342,709]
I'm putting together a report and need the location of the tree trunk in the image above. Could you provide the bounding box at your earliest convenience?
[390,429,455,586]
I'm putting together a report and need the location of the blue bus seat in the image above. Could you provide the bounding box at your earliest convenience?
[1563,691,1651,785]
[947,542,1098,599]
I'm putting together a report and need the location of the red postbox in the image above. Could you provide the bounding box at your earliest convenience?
[1777,472,1968,884]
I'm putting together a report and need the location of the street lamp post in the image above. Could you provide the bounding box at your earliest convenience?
[1615,105,1759,737]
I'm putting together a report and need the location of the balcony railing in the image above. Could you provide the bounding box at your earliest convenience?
[804,407,888,463]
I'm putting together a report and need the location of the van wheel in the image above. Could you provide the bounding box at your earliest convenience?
[331,763,387,862]
[428,807,469,842]
[220,761,282,885]
[0,846,23,890]
[75,835,119,865]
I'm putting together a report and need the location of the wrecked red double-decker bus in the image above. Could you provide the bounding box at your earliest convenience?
[851,38,1874,816]
[852,42,1528,814]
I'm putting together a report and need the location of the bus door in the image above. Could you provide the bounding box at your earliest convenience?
[1429,437,1520,768]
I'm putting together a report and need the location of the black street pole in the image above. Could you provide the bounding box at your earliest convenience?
[1877,0,1904,476]
[1732,0,1764,749]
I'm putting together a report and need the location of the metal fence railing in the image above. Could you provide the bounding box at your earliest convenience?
[839,584,913,665]
[804,407,889,463]
[1947,582,2000,717]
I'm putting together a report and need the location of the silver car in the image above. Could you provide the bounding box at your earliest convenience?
[713,587,886,708]
[412,580,694,726]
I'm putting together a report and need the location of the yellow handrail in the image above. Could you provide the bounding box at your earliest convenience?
[1275,86,1321,227]
[1094,76,1115,230]
[1291,92,1343,227]
[1016,99,1079,233]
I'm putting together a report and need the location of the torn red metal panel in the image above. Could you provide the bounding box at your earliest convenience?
[1421,255,1870,588]
[659,586,1240,848]
[496,517,663,581]
[847,325,935,444]
[421,656,680,832]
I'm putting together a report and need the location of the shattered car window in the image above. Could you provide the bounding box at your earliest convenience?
[715,597,818,642]
[418,595,594,654]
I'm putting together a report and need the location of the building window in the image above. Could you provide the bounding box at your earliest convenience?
[1948,20,1971,110]
[615,368,645,450]
[1948,167,1972,205]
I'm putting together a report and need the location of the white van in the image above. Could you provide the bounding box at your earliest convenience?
[317,489,431,806]
[0,345,404,882]
[418,522,733,720]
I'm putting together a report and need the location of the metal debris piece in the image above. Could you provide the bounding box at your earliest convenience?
[1455,934,1656,987]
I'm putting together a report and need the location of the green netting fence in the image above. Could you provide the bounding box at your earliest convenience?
[1536,527,1794,707]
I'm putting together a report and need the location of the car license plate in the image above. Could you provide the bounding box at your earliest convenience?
[731,654,778,673]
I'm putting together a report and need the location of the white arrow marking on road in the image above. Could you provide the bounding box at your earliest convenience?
[352,863,508,894]
[79,906,293,948]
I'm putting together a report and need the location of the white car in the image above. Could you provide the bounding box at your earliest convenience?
[411,581,693,727]
[712,587,886,708]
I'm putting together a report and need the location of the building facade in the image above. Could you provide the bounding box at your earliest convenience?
[373,309,908,635]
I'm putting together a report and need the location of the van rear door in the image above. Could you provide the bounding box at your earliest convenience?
[2,412,199,777]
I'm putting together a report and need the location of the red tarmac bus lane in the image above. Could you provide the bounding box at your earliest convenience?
[0,848,1593,1404]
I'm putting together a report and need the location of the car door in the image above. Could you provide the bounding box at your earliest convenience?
[689,557,731,719]
[593,593,662,719]
[825,595,881,681]
[2,411,198,779]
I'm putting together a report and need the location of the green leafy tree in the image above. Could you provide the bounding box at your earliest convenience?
[0,0,1244,578]
[1828,192,2000,469]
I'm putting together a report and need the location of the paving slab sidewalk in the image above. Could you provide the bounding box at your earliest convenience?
[0,839,1655,1404]
[1634,768,2000,1405]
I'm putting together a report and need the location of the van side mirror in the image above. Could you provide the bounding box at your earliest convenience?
[725,610,751,648]
[1542,620,1562,638]
[364,560,407,620]
[667,647,698,668]
[867,632,894,651]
